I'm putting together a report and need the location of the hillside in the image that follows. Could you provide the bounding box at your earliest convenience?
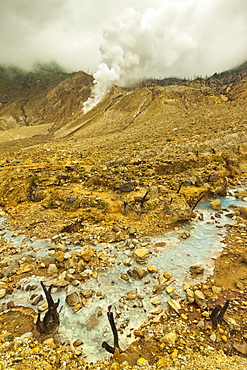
[0,63,70,107]
[0,62,246,150]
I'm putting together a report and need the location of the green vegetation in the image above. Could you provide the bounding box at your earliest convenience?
[73,201,81,209]
[29,175,39,188]
[0,62,69,106]
[33,61,66,74]
[195,176,202,187]
[167,180,178,188]
[47,200,54,208]
[213,156,222,162]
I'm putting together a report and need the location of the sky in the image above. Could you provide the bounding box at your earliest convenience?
[1,0,247,109]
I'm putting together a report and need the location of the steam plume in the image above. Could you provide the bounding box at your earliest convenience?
[83,0,247,113]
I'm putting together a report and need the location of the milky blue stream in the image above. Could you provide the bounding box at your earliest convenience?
[0,195,246,361]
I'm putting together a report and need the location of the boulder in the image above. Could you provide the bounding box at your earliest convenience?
[166,286,176,295]
[31,294,43,306]
[0,289,7,299]
[38,301,48,312]
[127,267,147,280]
[186,288,195,303]
[194,290,207,309]
[152,284,165,294]
[167,300,181,313]
[163,271,172,279]
[55,251,65,263]
[233,342,247,355]
[80,245,95,262]
[47,264,58,274]
[162,332,177,344]
[210,199,222,210]
[237,207,247,219]
[127,226,136,235]
[133,247,150,262]
[189,265,204,275]
[66,292,79,307]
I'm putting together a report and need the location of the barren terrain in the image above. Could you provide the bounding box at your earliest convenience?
[0,64,247,368]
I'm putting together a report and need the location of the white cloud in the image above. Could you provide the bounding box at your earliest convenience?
[83,0,247,112]
[0,0,156,72]
[0,0,246,81]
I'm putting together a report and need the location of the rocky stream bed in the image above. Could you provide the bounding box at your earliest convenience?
[0,190,247,369]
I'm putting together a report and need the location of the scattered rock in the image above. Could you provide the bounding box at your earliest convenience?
[233,342,247,355]
[133,247,150,262]
[208,171,221,183]
[66,292,79,307]
[121,274,129,281]
[72,303,82,312]
[147,266,158,273]
[18,263,32,274]
[80,245,95,262]
[31,294,43,306]
[162,332,177,344]
[185,288,195,303]
[136,357,149,366]
[163,271,172,279]
[189,265,205,274]
[210,333,217,342]
[211,285,222,296]
[113,224,121,233]
[43,338,56,348]
[194,290,207,309]
[126,292,136,300]
[133,330,145,337]
[166,286,176,295]
[129,267,148,279]
[0,289,7,299]
[158,273,167,285]
[235,189,247,199]
[47,264,58,274]
[224,316,241,331]
[86,314,99,330]
[240,252,247,264]
[122,258,132,266]
[38,301,48,312]
[151,301,161,307]
[80,289,93,298]
[127,226,136,235]
[167,300,181,313]
[117,182,135,192]
[152,284,165,294]
[55,251,65,262]
[73,339,84,347]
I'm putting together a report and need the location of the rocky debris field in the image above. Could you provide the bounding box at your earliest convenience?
[0,140,247,369]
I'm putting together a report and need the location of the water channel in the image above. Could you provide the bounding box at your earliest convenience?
[0,194,246,361]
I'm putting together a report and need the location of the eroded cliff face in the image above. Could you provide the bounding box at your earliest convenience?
[0,71,93,131]
[53,83,229,139]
